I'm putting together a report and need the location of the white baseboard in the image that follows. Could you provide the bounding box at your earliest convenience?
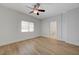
[42,36,79,46]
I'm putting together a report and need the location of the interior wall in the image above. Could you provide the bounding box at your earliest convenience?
[0,6,40,46]
[41,15,62,40]
[62,7,79,46]
[41,7,79,46]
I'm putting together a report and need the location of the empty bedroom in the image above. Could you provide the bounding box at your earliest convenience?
[0,3,79,55]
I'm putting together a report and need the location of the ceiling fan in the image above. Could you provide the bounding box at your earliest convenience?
[26,3,45,15]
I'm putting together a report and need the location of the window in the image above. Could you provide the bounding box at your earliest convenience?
[21,21,34,32]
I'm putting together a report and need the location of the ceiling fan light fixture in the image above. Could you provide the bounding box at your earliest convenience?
[28,3,45,15]
[33,10,38,13]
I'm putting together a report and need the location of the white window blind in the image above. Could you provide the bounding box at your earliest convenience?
[21,21,34,32]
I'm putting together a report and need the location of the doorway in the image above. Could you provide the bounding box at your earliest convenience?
[49,21,57,39]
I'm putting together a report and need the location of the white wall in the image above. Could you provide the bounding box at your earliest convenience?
[62,7,79,46]
[0,6,40,46]
[41,15,62,40]
[41,7,79,46]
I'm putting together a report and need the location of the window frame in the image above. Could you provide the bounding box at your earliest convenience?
[21,21,34,32]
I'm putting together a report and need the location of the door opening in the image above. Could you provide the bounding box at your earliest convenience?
[49,21,57,39]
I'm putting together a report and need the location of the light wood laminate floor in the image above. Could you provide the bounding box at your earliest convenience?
[0,37,79,55]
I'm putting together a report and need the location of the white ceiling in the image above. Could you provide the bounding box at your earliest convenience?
[0,3,79,19]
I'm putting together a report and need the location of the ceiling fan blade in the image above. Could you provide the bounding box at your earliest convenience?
[38,9,45,12]
[34,3,40,9]
[34,5,37,8]
[37,12,39,15]
[29,11,33,14]
[37,3,40,8]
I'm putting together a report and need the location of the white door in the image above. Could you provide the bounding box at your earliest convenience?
[49,21,57,39]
